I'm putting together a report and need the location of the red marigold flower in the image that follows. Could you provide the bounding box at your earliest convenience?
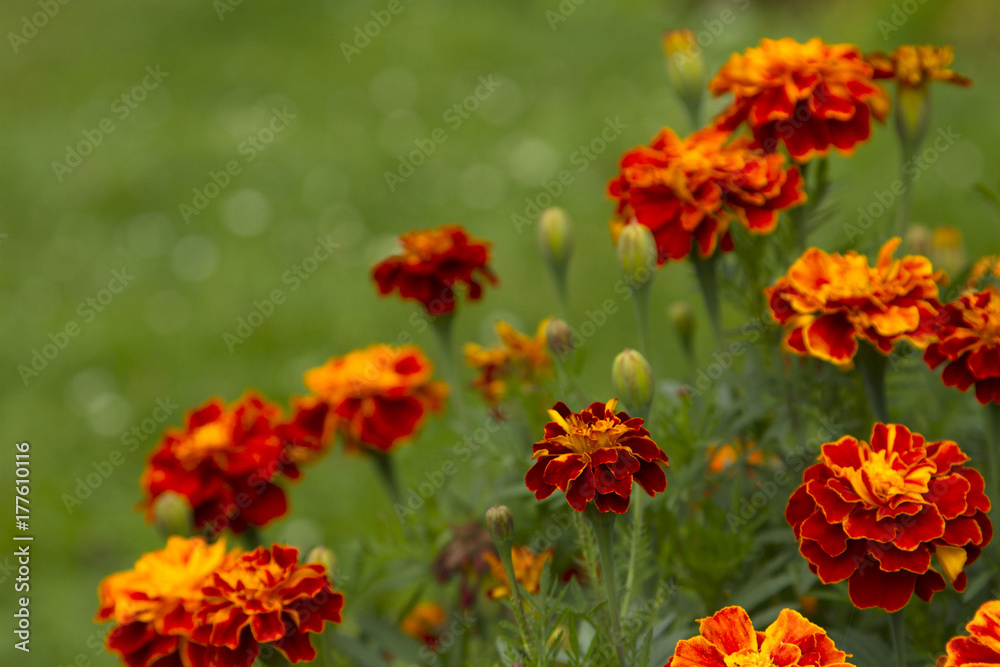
[190,544,344,665]
[942,600,1000,667]
[868,44,971,89]
[401,601,447,648]
[785,423,992,612]
[709,37,890,162]
[526,399,669,513]
[303,344,447,453]
[924,287,1000,404]
[141,393,297,534]
[464,319,552,404]
[95,537,234,667]
[372,224,498,314]
[482,545,553,600]
[664,605,853,667]
[608,126,805,263]
[766,237,945,366]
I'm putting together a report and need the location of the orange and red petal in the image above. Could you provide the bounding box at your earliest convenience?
[847,563,917,612]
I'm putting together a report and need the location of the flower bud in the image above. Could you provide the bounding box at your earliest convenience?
[153,491,192,538]
[306,546,338,582]
[486,505,514,550]
[895,82,930,156]
[544,318,574,360]
[905,224,932,256]
[663,29,705,121]
[668,301,695,355]
[537,207,573,271]
[612,349,654,414]
[616,222,658,287]
[929,225,966,278]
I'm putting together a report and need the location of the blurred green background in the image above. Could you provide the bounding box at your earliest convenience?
[1,0,998,663]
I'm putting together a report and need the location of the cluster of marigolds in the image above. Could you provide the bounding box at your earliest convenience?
[94,34,1000,667]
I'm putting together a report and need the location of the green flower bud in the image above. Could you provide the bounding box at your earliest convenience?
[663,29,705,123]
[612,349,654,414]
[895,83,930,157]
[486,505,514,551]
[537,207,573,271]
[306,546,338,582]
[544,318,574,360]
[616,222,658,287]
[153,491,192,538]
[668,301,695,356]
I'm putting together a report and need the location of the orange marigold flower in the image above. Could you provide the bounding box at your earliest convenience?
[965,256,1000,291]
[942,600,1000,667]
[608,126,805,263]
[96,537,234,667]
[464,319,552,404]
[526,399,669,513]
[868,44,971,89]
[401,602,447,648]
[766,237,945,366]
[709,37,890,162]
[785,423,992,612]
[482,545,553,600]
[141,393,297,535]
[706,437,766,474]
[924,287,1000,404]
[190,544,344,665]
[664,606,853,667]
[303,344,447,453]
[372,224,498,314]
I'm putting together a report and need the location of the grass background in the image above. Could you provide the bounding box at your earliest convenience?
[1,0,998,664]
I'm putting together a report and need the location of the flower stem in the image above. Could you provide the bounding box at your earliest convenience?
[690,252,721,342]
[497,546,534,663]
[370,450,403,507]
[791,161,812,252]
[633,282,652,359]
[588,509,627,667]
[430,311,467,422]
[856,342,889,423]
[620,491,644,617]
[895,143,917,240]
[985,402,1000,527]
[889,610,907,667]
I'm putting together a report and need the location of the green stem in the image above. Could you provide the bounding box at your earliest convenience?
[889,610,907,667]
[552,265,570,319]
[497,546,534,662]
[856,342,889,423]
[588,509,627,667]
[370,450,403,507]
[241,525,262,549]
[690,251,721,342]
[620,491,644,616]
[431,311,467,422]
[633,282,652,359]
[985,403,1000,528]
[792,161,811,252]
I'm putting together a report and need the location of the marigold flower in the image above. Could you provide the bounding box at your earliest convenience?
[942,600,1000,667]
[401,602,447,648]
[372,224,498,314]
[464,320,552,405]
[706,437,766,474]
[709,37,890,162]
[432,522,494,610]
[966,256,1000,291]
[141,393,297,534]
[664,606,853,667]
[190,543,344,665]
[608,127,805,263]
[526,399,669,513]
[766,237,945,365]
[868,44,971,89]
[785,423,992,612]
[96,537,233,667]
[483,546,553,599]
[925,287,1000,404]
[303,344,447,453]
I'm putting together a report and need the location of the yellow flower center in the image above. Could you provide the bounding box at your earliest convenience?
[174,419,235,468]
[834,440,932,508]
[401,229,455,260]
[547,400,628,455]
[725,650,776,667]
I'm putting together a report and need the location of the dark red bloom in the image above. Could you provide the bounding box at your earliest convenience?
[924,287,1000,404]
[786,423,992,612]
[372,224,498,314]
[526,399,669,513]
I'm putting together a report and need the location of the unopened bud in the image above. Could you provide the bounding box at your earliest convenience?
[306,546,338,582]
[663,29,705,121]
[616,222,658,287]
[537,207,573,271]
[486,505,514,550]
[612,349,654,414]
[545,318,574,359]
[668,301,695,355]
[905,224,932,256]
[153,491,192,538]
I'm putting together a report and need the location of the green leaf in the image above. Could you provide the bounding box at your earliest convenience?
[328,633,391,667]
[728,572,793,613]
